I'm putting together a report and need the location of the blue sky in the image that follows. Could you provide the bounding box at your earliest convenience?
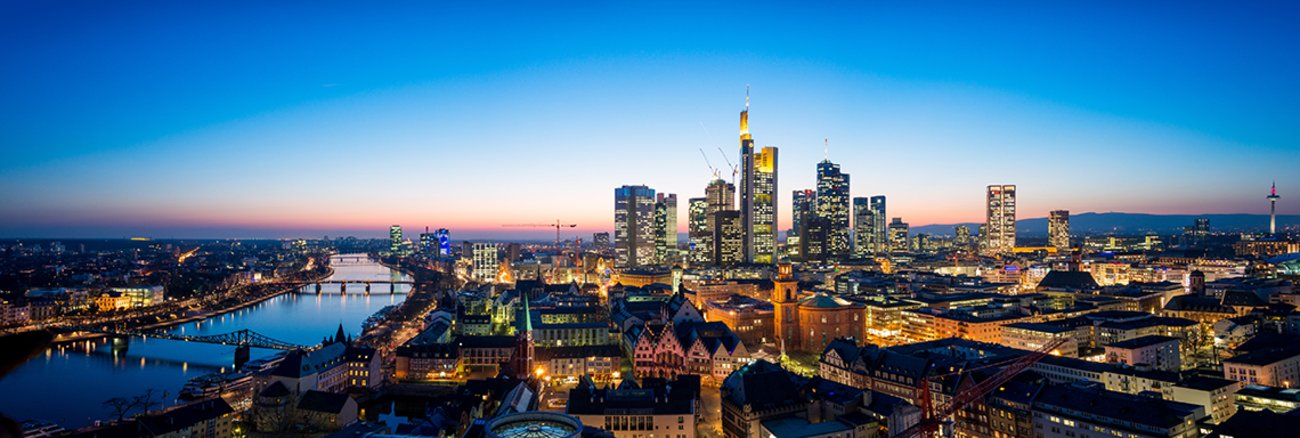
[1,1,1297,239]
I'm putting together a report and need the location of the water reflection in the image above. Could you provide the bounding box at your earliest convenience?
[0,254,409,428]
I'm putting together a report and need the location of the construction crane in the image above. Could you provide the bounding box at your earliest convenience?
[898,337,1068,438]
[699,148,721,179]
[501,220,577,246]
[717,146,739,187]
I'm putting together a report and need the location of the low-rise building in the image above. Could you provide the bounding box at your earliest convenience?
[1104,335,1182,372]
[1222,347,1300,387]
[567,375,699,438]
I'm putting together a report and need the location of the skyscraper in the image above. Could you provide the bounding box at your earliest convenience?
[888,218,910,253]
[1268,181,1281,235]
[654,193,678,264]
[614,185,657,267]
[713,210,744,266]
[687,197,709,263]
[870,196,887,254]
[740,146,778,265]
[593,232,610,249]
[984,185,1017,255]
[816,157,850,259]
[436,228,451,255]
[852,197,873,259]
[800,217,830,263]
[389,225,403,254]
[790,189,815,259]
[1049,210,1070,249]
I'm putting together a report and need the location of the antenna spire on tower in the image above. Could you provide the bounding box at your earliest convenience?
[745,84,750,111]
[824,138,829,160]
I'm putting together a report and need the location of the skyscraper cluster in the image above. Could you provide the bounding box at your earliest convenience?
[614,185,678,267]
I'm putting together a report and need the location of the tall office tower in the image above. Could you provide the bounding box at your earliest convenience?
[1049,210,1071,249]
[976,224,989,254]
[593,232,610,249]
[471,242,499,283]
[800,217,830,263]
[687,198,710,263]
[654,193,678,264]
[389,225,403,253]
[436,228,451,255]
[1268,181,1281,235]
[418,227,434,254]
[888,218,910,253]
[740,146,778,265]
[869,196,887,254]
[955,225,971,249]
[852,197,874,259]
[614,185,657,267]
[713,210,744,266]
[816,158,851,259]
[790,189,816,259]
[984,185,1017,255]
[706,178,735,215]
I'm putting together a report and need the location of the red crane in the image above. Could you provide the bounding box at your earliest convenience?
[501,220,577,246]
[898,338,1068,438]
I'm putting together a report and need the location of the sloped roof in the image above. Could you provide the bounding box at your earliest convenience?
[1036,271,1099,290]
[297,390,353,414]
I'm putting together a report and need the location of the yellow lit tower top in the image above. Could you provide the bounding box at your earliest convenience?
[740,84,751,139]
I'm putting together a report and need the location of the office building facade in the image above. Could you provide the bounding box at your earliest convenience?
[614,185,657,267]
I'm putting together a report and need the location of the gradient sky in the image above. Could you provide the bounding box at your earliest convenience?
[1,1,1298,240]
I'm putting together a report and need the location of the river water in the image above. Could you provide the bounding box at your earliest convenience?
[0,254,409,429]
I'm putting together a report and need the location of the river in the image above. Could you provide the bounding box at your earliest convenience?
[0,254,410,429]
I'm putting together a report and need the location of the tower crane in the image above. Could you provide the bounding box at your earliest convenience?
[501,220,577,246]
[699,148,721,179]
[717,146,739,187]
[897,337,1068,438]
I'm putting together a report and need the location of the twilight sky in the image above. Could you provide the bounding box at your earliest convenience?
[1,1,1298,240]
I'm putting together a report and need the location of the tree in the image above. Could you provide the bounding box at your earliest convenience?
[103,397,134,422]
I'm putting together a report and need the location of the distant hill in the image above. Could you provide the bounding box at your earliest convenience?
[911,212,1300,237]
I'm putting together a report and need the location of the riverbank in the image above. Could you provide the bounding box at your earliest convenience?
[50,267,335,346]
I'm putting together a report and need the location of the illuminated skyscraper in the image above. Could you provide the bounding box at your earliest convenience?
[713,210,744,266]
[984,184,1017,255]
[790,189,815,259]
[688,197,709,263]
[741,148,778,265]
[852,197,873,259]
[471,242,498,283]
[436,228,451,255]
[389,225,403,254]
[418,227,434,254]
[654,193,678,264]
[888,218,910,253]
[1268,181,1281,235]
[1049,210,1070,249]
[706,178,735,216]
[816,156,850,259]
[738,90,778,265]
[800,217,829,263]
[870,196,887,254]
[614,185,657,267]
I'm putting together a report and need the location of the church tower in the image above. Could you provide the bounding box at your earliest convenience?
[772,262,800,355]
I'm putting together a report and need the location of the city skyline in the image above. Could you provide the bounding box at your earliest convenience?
[3,1,1299,239]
